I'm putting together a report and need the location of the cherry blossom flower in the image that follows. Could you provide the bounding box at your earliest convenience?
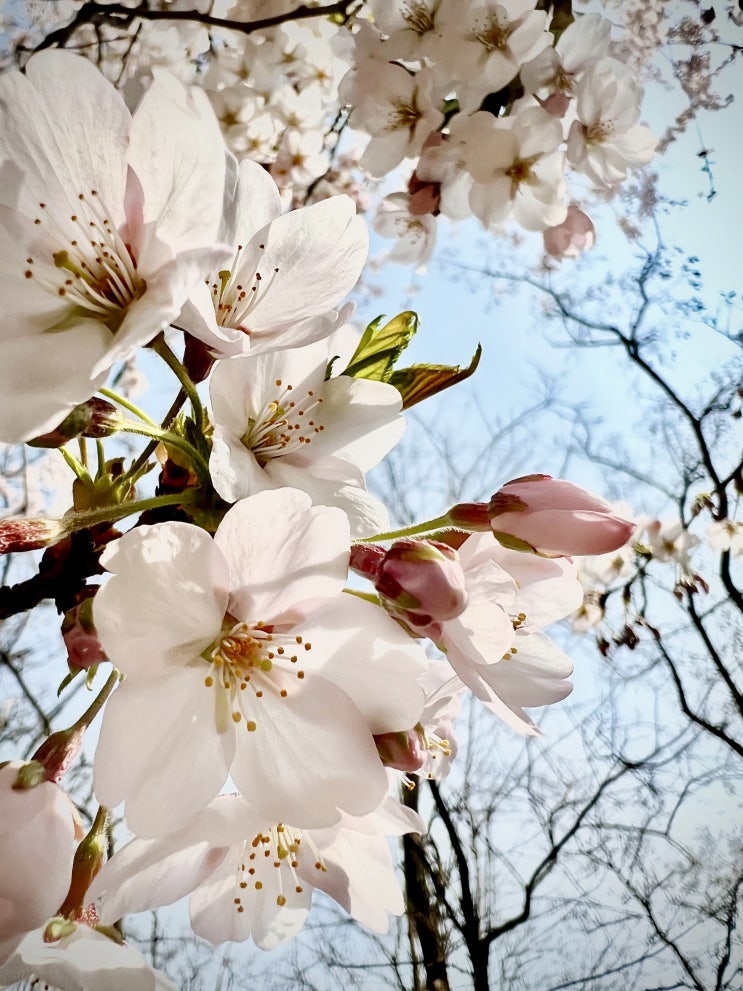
[567,58,657,187]
[89,793,423,950]
[435,0,551,111]
[707,518,743,556]
[208,340,404,537]
[340,61,444,176]
[0,762,81,958]
[465,109,568,232]
[0,924,178,991]
[434,534,583,734]
[179,158,367,357]
[0,51,227,443]
[373,193,438,268]
[92,489,426,837]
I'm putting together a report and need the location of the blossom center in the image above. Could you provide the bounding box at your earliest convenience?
[232,823,327,914]
[402,1,435,35]
[209,242,281,333]
[202,620,312,733]
[387,94,423,132]
[27,191,145,329]
[472,9,510,53]
[240,378,326,465]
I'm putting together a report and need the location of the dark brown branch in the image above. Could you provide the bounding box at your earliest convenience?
[33,0,357,53]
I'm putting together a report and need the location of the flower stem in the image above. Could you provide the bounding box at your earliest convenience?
[62,489,201,533]
[358,515,455,544]
[117,418,206,473]
[99,387,158,427]
[59,446,91,483]
[151,334,205,433]
[71,669,120,733]
[128,388,188,479]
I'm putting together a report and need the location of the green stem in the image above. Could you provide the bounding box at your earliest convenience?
[71,669,120,733]
[117,418,206,475]
[358,515,455,544]
[99,387,158,426]
[151,334,204,433]
[128,388,187,479]
[62,489,200,533]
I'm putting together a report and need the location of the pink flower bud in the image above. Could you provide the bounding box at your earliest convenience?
[543,206,596,260]
[537,92,571,118]
[376,539,468,629]
[445,502,491,531]
[0,518,67,555]
[374,729,425,773]
[62,598,107,671]
[0,761,81,943]
[488,474,636,557]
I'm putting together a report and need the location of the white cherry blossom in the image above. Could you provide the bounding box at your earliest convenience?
[208,340,405,537]
[89,793,423,950]
[0,50,227,442]
[179,158,367,357]
[92,489,426,837]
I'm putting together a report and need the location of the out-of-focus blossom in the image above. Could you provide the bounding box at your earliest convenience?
[373,193,438,268]
[567,58,657,187]
[0,51,227,442]
[543,205,596,259]
[89,793,423,950]
[488,474,636,556]
[340,61,444,176]
[641,518,700,568]
[707,518,743,556]
[62,597,107,671]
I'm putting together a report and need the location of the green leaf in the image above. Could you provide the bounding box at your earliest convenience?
[389,344,482,409]
[343,311,419,382]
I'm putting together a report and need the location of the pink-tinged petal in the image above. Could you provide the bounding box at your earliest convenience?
[90,837,230,924]
[0,51,128,224]
[232,196,367,335]
[128,71,225,254]
[214,490,350,625]
[0,320,110,443]
[96,523,228,677]
[93,669,235,838]
[209,429,273,504]
[264,458,389,538]
[230,675,388,828]
[299,595,427,733]
[441,561,516,667]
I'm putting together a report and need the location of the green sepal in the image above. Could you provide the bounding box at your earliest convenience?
[389,344,482,409]
[342,311,419,382]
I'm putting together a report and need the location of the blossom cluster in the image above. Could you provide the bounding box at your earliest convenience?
[4,0,658,270]
[0,49,640,990]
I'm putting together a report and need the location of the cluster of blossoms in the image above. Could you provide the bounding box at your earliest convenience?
[0,47,641,991]
[4,0,658,270]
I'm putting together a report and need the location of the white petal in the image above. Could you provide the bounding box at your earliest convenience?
[214,489,350,625]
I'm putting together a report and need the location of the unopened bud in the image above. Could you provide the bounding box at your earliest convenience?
[488,474,636,557]
[376,539,468,629]
[0,517,68,555]
[444,502,490,531]
[62,596,106,672]
[27,399,121,448]
[543,206,596,260]
[57,808,110,923]
[374,729,425,773]
[32,727,85,784]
